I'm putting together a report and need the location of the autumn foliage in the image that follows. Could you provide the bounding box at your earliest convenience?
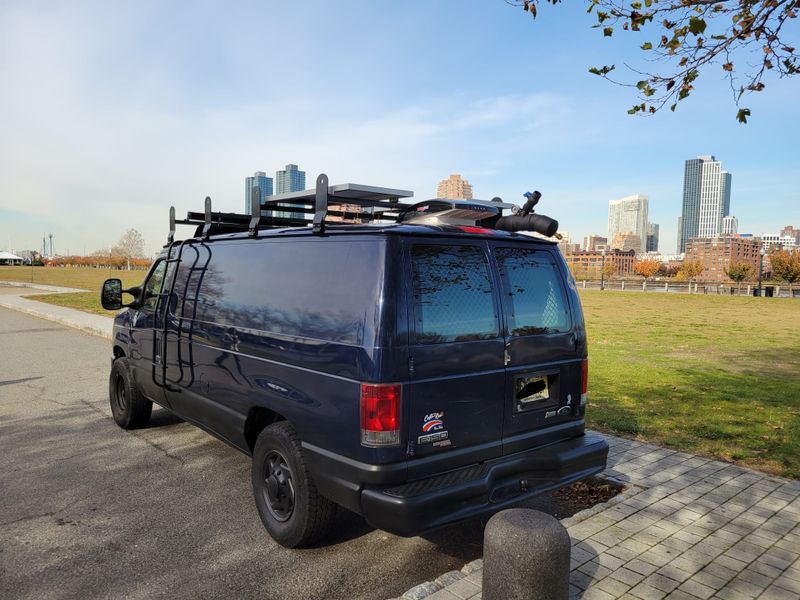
[633,258,661,280]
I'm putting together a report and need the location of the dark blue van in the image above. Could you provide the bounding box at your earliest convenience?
[101,178,607,548]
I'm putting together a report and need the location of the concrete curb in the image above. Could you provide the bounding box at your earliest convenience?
[0,280,89,293]
[396,560,483,600]
[0,283,113,339]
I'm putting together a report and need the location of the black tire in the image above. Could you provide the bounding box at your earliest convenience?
[109,357,152,429]
[251,421,337,548]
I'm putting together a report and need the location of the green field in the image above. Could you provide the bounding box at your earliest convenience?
[2,265,799,477]
[582,291,800,478]
[0,265,148,315]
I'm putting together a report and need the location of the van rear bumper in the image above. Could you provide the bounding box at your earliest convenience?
[304,432,608,537]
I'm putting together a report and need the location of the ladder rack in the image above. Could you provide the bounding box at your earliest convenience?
[167,173,415,243]
[165,172,559,245]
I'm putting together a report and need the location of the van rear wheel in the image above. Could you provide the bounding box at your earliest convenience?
[251,422,336,548]
[109,358,152,429]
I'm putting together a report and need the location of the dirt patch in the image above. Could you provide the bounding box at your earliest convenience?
[519,476,625,519]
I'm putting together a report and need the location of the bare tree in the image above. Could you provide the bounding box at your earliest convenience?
[112,229,145,270]
[508,0,798,121]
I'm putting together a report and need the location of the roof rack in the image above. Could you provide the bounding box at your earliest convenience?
[167,174,415,243]
[166,173,560,244]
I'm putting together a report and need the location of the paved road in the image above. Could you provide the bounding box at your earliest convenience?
[0,306,493,600]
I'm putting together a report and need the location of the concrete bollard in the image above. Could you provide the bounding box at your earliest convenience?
[483,509,571,600]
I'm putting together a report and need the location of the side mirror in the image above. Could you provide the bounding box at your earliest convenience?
[101,279,140,310]
[101,279,123,310]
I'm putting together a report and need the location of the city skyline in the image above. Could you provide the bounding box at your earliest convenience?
[1,2,797,256]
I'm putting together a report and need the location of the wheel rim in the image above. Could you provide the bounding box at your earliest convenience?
[114,375,127,413]
[262,451,295,522]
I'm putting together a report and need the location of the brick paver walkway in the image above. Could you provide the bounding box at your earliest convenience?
[397,434,800,600]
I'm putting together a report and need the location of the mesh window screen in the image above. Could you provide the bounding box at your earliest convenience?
[411,245,498,344]
[496,248,571,336]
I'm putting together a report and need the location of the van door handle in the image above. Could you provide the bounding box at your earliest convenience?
[504,344,511,366]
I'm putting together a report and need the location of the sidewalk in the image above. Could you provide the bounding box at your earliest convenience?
[397,435,800,600]
[0,282,113,339]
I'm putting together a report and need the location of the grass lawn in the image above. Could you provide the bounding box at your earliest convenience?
[0,265,148,315]
[582,290,800,478]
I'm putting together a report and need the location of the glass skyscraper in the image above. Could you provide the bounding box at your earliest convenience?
[245,171,273,213]
[678,156,732,253]
[272,164,306,220]
[275,164,306,194]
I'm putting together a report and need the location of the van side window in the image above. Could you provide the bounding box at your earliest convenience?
[411,245,498,344]
[142,261,167,310]
[192,240,384,345]
[495,248,571,336]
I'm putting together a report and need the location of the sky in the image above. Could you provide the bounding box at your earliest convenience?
[1,0,798,257]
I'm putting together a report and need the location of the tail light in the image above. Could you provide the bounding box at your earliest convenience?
[580,359,588,407]
[360,383,401,447]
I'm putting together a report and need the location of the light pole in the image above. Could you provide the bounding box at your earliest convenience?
[757,246,765,297]
[600,249,606,291]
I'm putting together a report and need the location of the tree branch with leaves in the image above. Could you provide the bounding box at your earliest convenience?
[509,0,798,121]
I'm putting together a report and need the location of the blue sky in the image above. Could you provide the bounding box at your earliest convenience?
[1,0,798,256]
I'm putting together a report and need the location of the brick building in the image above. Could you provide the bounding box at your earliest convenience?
[685,236,762,282]
[565,249,636,279]
[611,231,643,254]
[583,234,607,252]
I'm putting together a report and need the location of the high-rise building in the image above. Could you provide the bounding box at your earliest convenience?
[646,223,659,252]
[245,171,274,212]
[678,155,732,252]
[583,235,607,252]
[437,174,473,199]
[275,164,306,194]
[721,215,738,236]
[608,194,648,255]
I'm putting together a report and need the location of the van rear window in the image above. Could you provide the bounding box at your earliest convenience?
[411,245,498,344]
[495,247,571,336]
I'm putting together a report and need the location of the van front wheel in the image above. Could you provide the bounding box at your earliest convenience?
[109,358,152,429]
[251,422,336,548]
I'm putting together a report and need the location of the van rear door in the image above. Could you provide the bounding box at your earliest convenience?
[404,241,505,472]
[490,243,583,455]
